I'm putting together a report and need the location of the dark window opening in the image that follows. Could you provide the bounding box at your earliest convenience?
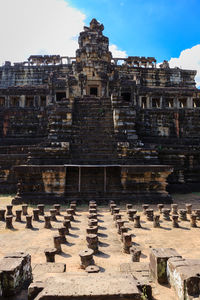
[166,98,173,108]
[56,92,66,101]
[11,97,20,107]
[26,97,34,107]
[193,99,200,108]
[0,97,5,107]
[141,97,147,108]
[90,87,98,96]
[41,96,46,107]
[179,98,187,108]
[121,92,131,102]
[152,98,160,108]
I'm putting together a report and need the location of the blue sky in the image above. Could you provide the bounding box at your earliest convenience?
[67,0,200,62]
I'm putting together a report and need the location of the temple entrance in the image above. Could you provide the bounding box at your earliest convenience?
[90,87,98,96]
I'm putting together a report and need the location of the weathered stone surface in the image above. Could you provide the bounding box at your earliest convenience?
[149,248,181,284]
[33,274,142,299]
[32,263,66,275]
[167,257,200,300]
[0,252,32,297]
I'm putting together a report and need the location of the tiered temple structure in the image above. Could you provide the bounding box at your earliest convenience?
[0,19,199,204]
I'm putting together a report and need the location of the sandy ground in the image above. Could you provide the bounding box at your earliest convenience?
[1,192,200,299]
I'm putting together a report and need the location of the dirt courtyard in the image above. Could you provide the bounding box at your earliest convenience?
[1,192,200,300]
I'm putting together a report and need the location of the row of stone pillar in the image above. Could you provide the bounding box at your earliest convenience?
[110,201,141,262]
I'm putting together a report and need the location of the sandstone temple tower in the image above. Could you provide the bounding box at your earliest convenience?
[0,19,199,204]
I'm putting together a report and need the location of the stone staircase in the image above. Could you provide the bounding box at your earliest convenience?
[70,96,118,164]
[111,96,159,164]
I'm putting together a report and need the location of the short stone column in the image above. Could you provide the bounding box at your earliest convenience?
[50,209,57,221]
[15,210,22,222]
[64,215,72,224]
[171,204,178,215]
[110,204,117,215]
[79,249,94,269]
[66,209,74,220]
[88,219,98,227]
[67,208,75,216]
[5,215,13,229]
[70,203,76,212]
[172,214,179,228]
[113,207,120,216]
[0,209,6,221]
[130,246,141,262]
[146,209,154,221]
[25,215,33,229]
[109,200,115,208]
[157,204,164,213]
[88,213,97,220]
[185,203,192,214]
[22,204,28,216]
[58,227,67,243]
[89,208,97,215]
[33,209,40,221]
[86,234,98,254]
[63,220,70,234]
[127,209,137,221]
[86,226,98,234]
[162,208,171,220]
[6,205,13,216]
[37,204,45,216]
[194,209,200,220]
[53,235,62,254]
[153,214,160,228]
[126,204,132,212]
[134,215,141,228]
[190,214,197,228]
[89,200,96,205]
[44,248,57,262]
[142,204,149,215]
[53,204,61,216]
[44,215,52,229]
[117,220,125,234]
[113,213,121,222]
[121,227,128,241]
[122,233,132,253]
[179,209,187,221]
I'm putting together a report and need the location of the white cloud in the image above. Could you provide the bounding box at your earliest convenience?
[0,0,86,64]
[168,45,200,88]
[109,44,127,58]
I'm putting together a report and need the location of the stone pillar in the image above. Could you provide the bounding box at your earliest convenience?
[172,215,179,228]
[5,215,13,229]
[153,215,160,228]
[126,204,132,212]
[185,204,192,214]
[37,204,45,216]
[6,205,13,216]
[127,209,137,221]
[142,204,149,215]
[130,246,141,262]
[171,204,178,215]
[79,249,94,269]
[44,215,52,229]
[44,248,57,263]
[53,235,62,254]
[58,227,67,243]
[190,214,197,228]
[86,234,98,254]
[33,209,40,221]
[157,204,164,213]
[134,215,141,228]
[25,215,33,229]
[121,227,128,242]
[53,204,61,216]
[146,209,154,221]
[117,220,125,234]
[123,233,132,253]
[22,204,28,216]
[162,209,171,220]
[178,209,187,221]
[0,209,6,221]
[88,219,98,227]
[15,210,22,222]
[63,220,70,234]
[50,209,57,221]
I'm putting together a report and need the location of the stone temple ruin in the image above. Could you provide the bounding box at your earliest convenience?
[0,18,199,204]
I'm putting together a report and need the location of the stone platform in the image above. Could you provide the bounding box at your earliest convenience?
[12,164,172,204]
